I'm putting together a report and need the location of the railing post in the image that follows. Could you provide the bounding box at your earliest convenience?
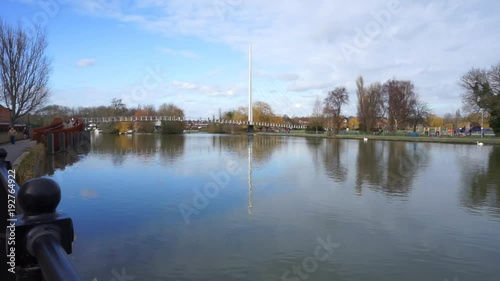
[0,148,82,281]
[47,133,55,155]
[66,132,73,151]
[58,132,66,153]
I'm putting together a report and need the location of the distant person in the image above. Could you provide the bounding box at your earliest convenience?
[8,127,17,144]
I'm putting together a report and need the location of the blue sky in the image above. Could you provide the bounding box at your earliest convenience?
[1,0,499,119]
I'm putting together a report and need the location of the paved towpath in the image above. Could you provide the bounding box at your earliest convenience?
[0,139,37,164]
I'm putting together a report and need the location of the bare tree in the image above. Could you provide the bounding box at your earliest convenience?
[111,98,127,116]
[443,113,454,125]
[356,76,367,131]
[157,103,184,118]
[310,95,324,133]
[383,79,416,132]
[454,109,462,130]
[408,97,431,132]
[324,87,349,134]
[0,21,50,125]
[356,76,385,132]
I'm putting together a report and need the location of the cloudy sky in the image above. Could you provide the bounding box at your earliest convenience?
[1,0,499,118]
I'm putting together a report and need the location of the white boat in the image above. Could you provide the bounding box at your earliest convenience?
[120,130,134,135]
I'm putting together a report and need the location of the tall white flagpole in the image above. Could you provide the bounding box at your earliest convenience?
[248,43,253,124]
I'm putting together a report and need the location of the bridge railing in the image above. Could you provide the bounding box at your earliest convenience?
[82,116,308,129]
[0,148,81,281]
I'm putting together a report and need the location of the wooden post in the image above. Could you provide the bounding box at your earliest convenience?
[47,133,55,155]
[59,132,66,152]
[66,133,73,151]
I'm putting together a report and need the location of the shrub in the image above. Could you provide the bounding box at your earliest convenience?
[161,121,184,134]
[16,143,46,185]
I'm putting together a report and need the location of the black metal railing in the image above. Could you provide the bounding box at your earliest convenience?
[0,148,82,281]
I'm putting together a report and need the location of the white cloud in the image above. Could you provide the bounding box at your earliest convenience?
[76,58,96,67]
[171,81,241,97]
[63,0,500,116]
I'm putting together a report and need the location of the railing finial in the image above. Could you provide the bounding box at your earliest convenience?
[0,147,7,160]
[18,178,61,216]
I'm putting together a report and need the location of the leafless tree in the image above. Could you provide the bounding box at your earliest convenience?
[443,113,454,125]
[157,103,184,118]
[310,95,324,132]
[356,76,367,131]
[356,76,385,132]
[324,86,349,134]
[0,21,50,125]
[111,98,127,115]
[382,79,416,132]
[454,109,462,130]
[408,97,431,132]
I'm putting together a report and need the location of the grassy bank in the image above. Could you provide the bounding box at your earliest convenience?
[15,143,46,185]
[260,132,500,145]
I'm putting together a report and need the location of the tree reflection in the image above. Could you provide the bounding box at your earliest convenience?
[355,141,386,195]
[214,135,283,166]
[355,141,429,196]
[89,134,185,165]
[305,138,323,171]
[321,140,348,183]
[158,135,185,165]
[384,142,428,195]
[460,146,500,211]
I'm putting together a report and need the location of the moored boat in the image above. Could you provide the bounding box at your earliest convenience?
[32,117,85,151]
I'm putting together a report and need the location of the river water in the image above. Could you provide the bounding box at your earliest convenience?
[42,133,500,281]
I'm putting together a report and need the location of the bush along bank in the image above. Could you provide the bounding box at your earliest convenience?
[15,143,46,185]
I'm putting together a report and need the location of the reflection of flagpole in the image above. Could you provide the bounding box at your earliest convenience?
[248,135,253,215]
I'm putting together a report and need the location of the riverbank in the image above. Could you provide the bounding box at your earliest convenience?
[259,132,500,145]
[14,143,46,184]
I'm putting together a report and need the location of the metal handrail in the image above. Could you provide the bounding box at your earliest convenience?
[0,148,82,281]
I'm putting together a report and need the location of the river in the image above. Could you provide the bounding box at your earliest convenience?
[41,133,500,281]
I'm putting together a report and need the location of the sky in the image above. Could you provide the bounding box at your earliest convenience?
[1,0,499,119]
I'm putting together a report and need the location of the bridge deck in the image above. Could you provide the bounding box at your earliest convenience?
[82,116,308,129]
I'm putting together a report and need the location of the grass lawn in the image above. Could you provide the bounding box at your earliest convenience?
[260,131,500,145]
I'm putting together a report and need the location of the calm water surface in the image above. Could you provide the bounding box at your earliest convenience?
[42,134,500,281]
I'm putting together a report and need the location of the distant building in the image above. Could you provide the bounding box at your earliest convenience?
[0,105,23,132]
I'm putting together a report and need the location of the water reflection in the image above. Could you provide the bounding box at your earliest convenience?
[355,141,386,194]
[90,134,185,166]
[159,135,185,165]
[305,138,323,172]
[321,140,348,183]
[460,146,500,212]
[385,142,429,195]
[248,135,253,215]
[355,141,430,196]
[214,135,283,166]
[36,145,90,177]
[40,134,500,281]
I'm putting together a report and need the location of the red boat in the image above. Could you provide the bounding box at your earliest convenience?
[32,118,85,151]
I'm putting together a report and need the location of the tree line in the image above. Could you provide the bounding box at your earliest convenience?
[308,62,500,136]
